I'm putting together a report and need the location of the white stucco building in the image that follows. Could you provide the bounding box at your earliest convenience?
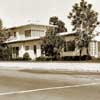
[4,23,55,59]
[4,23,100,60]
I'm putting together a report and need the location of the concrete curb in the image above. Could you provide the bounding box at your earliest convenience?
[0,62,100,73]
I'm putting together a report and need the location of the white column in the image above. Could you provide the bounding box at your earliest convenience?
[37,44,41,57]
[16,32,20,39]
[19,44,25,58]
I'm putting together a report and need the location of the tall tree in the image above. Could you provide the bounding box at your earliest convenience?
[0,19,4,38]
[42,28,64,60]
[0,18,11,60]
[49,16,58,25]
[68,0,99,58]
[49,16,67,33]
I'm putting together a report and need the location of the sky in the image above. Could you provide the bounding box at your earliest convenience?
[0,0,100,32]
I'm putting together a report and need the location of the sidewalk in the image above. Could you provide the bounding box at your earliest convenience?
[0,61,100,73]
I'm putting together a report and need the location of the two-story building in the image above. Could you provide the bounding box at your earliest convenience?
[4,23,100,60]
[5,24,55,59]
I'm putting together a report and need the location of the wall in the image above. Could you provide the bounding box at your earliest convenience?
[6,24,49,60]
[98,42,100,58]
[9,40,42,60]
[6,25,47,42]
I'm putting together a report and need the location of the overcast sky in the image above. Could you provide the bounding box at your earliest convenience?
[0,0,100,32]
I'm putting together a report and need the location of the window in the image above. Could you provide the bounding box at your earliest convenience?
[25,30,31,37]
[12,47,19,57]
[94,42,97,55]
[25,46,30,51]
[64,42,67,52]
[33,45,37,54]
[98,42,100,52]
[14,32,16,38]
[32,30,44,37]
[12,47,16,54]
[64,41,75,52]
[16,47,19,56]
[8,32,11,38]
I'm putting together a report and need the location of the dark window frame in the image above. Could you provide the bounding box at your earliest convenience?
[33,45,37,55]
[14,32,16,38]
[25,46,30,51]
[64,40,75,52]
[25,30,31,37]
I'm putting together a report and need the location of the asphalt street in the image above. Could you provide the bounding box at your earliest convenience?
[0,69,100,100]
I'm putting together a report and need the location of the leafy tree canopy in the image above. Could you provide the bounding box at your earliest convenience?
[49,16,67,33]
[0,18,11,61]
[68,0,99,35]
[68,0,99,57]
[0,19,4,37]
[42,28,64,59]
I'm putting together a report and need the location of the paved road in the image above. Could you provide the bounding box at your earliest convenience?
[0,69,100,100]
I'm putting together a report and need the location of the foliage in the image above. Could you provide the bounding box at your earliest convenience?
[0,19,12,61]
[49,16,67,33]
[91,56,100,60]
[12,57,23,61]
[0,44,12,61]
[0,19,5,38]
[42,28,65,60]
[68,0,99,56]
[23,52,31,61]
[36,56,53,61]
[62,55,91,61]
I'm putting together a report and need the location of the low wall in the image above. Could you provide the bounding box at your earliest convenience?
[0,62,100,73]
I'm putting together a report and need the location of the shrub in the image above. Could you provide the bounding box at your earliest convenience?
[36,56,53,61]
[62,56,74,61]
[0,45,12,61]
[15,57,23,61]
[73,56,80,61]
[36,56,46,61]
[23,53,31,61]
[62,56,91,61]
[11,57,26,61]
[91,57,100,62]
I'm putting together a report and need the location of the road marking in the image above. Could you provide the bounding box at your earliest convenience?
[0,82,100,96]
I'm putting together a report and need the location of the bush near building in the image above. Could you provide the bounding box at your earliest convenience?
[36,56,57,61]
[11,53,32,61]
[23,52,31,61]
[0,44,12,61]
